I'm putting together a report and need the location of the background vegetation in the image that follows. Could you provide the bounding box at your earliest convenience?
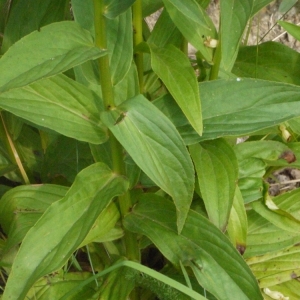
[0,0,300,299]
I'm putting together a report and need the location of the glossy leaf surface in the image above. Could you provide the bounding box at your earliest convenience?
[124,194,263,300]
[2,163,128,300]
[101,94,194,233]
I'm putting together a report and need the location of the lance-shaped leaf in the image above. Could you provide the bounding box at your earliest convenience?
[0,74,108,144]
[227,186,248,254]
[124,194,263,300]
[162,0,216,63]
[150,44,202,135]
[154,79,300,144]
[189,139,238,231]
[278,21,300,41]
[0,21,106,92]
[2,163,128,300]
[101,95,194,233]
[220,0,274,71]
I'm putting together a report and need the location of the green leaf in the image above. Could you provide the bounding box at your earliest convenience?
[234,140,292,162]
[245,209,300,259]
[79,202,121,247]
[61,259,207,300]
[251,200,300,234]
[189,139,238,231]
[278,20,300,41]
[0,184,68,252]
[279,0,298,13]
[142,0,163,17]
[0,21,106,92]
[220,0,274,72]
[196,79,300,142]
[27,271,95,300]
[233,42,300,85]
[103,0,135,19]
[96,267,135,299]
[227,186,248,254]
[233,140,294,203]
[107,8,133,86]
[220,0,251,71]
[2,163,128,300]
[72,2,133,87]
[101,94,194,233]
[114,62,139,105]
[273,188,300,222]
[150,44,202,135]
[0,74,108,144]
[162,0,217,63]
[124,194,263,300]
[252,0,276,16]
[148,9,183,48]
[267,280,300,300]
[247,245,300,288]
[1,0,69,53]
[41,135,94,184]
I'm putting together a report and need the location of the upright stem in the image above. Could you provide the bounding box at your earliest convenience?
[93,0,139,263]
[93,0,115,110]
[132,0,144,93]
[209,38,222,80]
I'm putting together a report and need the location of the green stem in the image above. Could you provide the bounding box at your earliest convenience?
[181,38,188,56]
[93,0,139,263]
[209,36,222,81]
[132,0,144,93]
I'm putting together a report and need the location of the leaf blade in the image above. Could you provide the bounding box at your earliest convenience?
[162,0,216,63]
[190,139,238,231]
[151,44,203,135]
[0,74,108,144]
[101,94,194,233]
[0,21,106,92]
[2,163,128,300]
[124,194,263,300]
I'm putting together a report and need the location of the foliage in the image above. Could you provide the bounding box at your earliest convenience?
[0,0,300,299]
